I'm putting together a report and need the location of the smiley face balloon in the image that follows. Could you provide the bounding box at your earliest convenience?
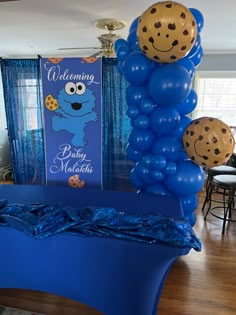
[137,1,197,63]
[183,117,235,168]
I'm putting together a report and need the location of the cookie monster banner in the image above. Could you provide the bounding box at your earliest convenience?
[41,57,102,188]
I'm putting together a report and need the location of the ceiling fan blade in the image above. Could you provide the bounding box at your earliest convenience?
[57,18,125,57]
[58,47,101,51]
[89,51,104,58]
[0,0,20,2]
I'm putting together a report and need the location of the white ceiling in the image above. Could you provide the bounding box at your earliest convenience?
[0,0,236,58]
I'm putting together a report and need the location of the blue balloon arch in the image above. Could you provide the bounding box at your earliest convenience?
[114,2,205,225]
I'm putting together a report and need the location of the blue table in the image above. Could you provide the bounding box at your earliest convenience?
[0,184,191,315]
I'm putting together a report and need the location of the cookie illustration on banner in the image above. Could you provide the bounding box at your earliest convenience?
[48,58,63,64]
[45,94,59,111]
[82,57,98,63]
[68,175,85,188]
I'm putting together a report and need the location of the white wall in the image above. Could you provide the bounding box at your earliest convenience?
[198,54,236,71]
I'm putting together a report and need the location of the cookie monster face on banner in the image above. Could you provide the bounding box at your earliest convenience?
[137,1,197,63]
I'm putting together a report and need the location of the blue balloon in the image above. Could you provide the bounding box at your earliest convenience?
[116,45,131,62]
[127,29,140,51]
[140,99,156,114]
[151,155,167,169]
[148,64,191,106]
[150,107,180,135]
[135,162,156,184]
[190,8,204,33]
[187,33,201,58]
[126,85,150,106]
[180,194,199,215]
[126,105,141,119]
[186,212,196,226]
[152,136,183,162]
[189,46,204,68]
[145,183,172,196]
[130,119,137,129]
[127,144,144,162]
[142,154,153,168]
[162,162,177,175]
[151,169,165,181]
[129,16,140,33]
[123,51,155,86]
[130,168,145,188]
[176,58,195,79]
[179,150,190,161]
[174,89,198,115]
[134,114,150,129]
[114,38,129,53]
[172,115,192,138]
[165,160,205,196]
[129,128,155,152]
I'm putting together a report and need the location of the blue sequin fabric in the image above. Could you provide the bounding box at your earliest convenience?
[0,199,201,251]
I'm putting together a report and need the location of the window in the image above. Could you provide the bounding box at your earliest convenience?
[193,71,236,130]
[17,78,41,130]
[0,69,7,130]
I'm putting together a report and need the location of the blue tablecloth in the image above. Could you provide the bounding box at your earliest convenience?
[0,184,199,315]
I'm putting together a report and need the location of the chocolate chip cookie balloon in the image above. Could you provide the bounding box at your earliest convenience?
[137,1,197,63]
[183,117,235,167]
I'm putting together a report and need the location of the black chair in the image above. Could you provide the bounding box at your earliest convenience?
[227,152,236,168]
[204,174,236,234]
[201,165,236,214]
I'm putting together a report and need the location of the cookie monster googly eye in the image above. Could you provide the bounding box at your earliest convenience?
[76,82,86,95]
[65,82,76,95]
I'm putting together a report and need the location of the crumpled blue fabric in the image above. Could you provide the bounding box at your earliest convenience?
[0,199,201,251]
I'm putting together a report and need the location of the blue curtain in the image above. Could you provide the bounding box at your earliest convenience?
[102,58,134,191]
[1,58,133,190]
[1,59,45,185]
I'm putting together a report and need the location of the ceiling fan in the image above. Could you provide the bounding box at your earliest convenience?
[58,18,127,58]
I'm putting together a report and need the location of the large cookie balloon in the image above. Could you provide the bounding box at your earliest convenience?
[183,117,235,167]
[137,1,197,63]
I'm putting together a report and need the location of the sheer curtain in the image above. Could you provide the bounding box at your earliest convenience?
[1,59,45,185]
[102,58,134,191]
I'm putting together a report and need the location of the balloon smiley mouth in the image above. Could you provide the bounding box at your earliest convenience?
[194,138,209,161]
[152,43,173,53]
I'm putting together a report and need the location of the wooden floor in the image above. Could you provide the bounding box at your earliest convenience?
[0,188,235,314]
[158,191,236,315]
